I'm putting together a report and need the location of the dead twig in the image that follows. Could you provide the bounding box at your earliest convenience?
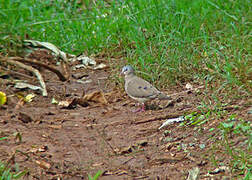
[3,58,48,96]
[122,157,134,165]
[4,152,16,171]
[0,66,34,80]
[9,57,67,81]
[15,149,30,160]
[60,61,71,80]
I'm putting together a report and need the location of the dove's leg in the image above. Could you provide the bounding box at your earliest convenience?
[141,103,145,111]
[132,103,145,112]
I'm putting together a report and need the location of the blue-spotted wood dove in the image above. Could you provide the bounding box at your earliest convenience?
[121,65,171,112]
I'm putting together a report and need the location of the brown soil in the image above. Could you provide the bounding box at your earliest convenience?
[0,56,250,180]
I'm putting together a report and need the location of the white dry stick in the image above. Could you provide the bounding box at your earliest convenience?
[6,59,48,96]
[159,116,185,130]
[187,167,200,180]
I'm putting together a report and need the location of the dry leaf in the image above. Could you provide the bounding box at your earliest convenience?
[59,98,89,109]
[187,167,200,180]
[83,90,108,104]
[208,166,229,175]
[39,146,48,152]
[150,155,185,165]
[118,146,133,155]
[93,63,107,70]
[13,132,22,143]
[76,79,93,84]
[71,55,107,70]
[24,93,36,102]
[29,145,48,153]
[185,83,193,90]
[58,100,70,107]
[136,139,148,147]
[48,125,62,129]
[77,55,96,66]
[15,99,25,109]
[18,112,33,123]
[114,170,128,176]
[24,40,68,62]
[103,170,128,176]
[35,160,51,169]
[14,82,42,91]
[92,162,104,167]
[70,98,89,108]
[0,91,7,106]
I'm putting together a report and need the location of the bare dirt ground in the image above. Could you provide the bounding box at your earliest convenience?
[0,56,250,180]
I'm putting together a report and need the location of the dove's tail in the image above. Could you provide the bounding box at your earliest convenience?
[158,92,172,100]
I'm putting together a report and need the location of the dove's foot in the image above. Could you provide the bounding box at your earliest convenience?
[132,108,144,113]
[132,104,145,113]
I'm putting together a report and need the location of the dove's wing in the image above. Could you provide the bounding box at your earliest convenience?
[125,76,160,99]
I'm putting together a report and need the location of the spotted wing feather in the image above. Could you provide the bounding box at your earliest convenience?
[125,76,160,99]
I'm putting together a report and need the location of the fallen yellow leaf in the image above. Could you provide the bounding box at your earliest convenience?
[0,91,7,106]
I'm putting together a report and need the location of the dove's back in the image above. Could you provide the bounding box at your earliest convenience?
[125,75,161,100]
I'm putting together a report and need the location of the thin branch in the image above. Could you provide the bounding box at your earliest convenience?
[1,66,34,80]
[9,57,67,81]
[3,58,47,96]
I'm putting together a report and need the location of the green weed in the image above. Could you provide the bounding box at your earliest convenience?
[0,137,28,179]
[0,161,28,180]
[0,137,7,141]
[88,170,102,180]
[215,115,251,177]
[180,102,226,127]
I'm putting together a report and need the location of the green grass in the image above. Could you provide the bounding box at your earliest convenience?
[181,107,251,178]
[0,137,27,179]
[0,0,251,93]
[88,170,102,180]
[0,161,27,180]
[216,115,251,178]
[206,113,251,178]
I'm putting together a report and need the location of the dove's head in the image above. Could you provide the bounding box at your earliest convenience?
[121,65,135,76]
